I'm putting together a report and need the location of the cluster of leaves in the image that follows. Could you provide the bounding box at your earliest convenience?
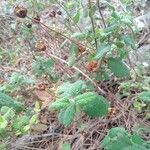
[0,72,35,93]
[102,127,150,150]
[49,80,109,127]
[1,0,150,149]
[0,92,39,145]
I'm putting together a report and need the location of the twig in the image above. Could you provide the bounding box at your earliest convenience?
[46,52,106,96]
[97,0,106,28]
[88,0,98,49]
[56,1,82,32]
[27,16,95,53]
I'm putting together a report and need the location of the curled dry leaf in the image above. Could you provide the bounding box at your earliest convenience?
[30,123,48,134]
[78,44,86,53]
[35,41,46,51]
[34,90,53,109]
[86,61,98,72]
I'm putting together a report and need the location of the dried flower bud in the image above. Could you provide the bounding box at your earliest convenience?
[14,6,27,18]
[86,61,98,72]
[35,41,46,51]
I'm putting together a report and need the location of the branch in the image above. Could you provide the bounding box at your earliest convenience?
[88,0,98,49]
[46,52,106,96]
[97,0,106,28]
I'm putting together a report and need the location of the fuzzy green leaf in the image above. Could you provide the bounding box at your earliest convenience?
[0,116,7,129]
[0,92,23,112]
[12,115,30,130]
[49,97,70,111]
[76,92,109,117]
[58,104,76,127]
[102,127,132,150]
[95,43,111,60]
[62,142,71,150]
[57,80,86,98]
[68,43,78,67]
[138,92,150,102]
[108,57,130,77]
[73,10,80,24]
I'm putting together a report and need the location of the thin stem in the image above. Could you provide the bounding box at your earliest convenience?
[88,0,98,49]
[46,52,106,96]
[97,0,106,28]
[27,16,95,53]
[56,2,82,32]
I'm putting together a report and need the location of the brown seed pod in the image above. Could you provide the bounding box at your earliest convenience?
[35,41,46,51]
[36,83,48,91]
[14,6,27,18]
[33,15,40,24]
[86,61,98,72]
[108,107,117,117]
[78,44,86,53]
[49,10,56,17]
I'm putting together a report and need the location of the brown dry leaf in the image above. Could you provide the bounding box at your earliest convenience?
[30,123,48,134]
[34,90,53,109]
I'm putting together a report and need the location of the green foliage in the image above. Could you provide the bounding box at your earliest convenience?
[1,0,149,149]
[68,43,78,67]
[108,57,130,77]
[0,91,23,113]
[57,80,86,98]
[0,104,39,140]
[102,127,150,150]
[138,92,150,102]
[58,104,76,127]
[62,142,71,150]
[32,56,55,78]
[95,43,111,60]
[0,72,35,93]
[75,92,109,117]
[49,81,109,126]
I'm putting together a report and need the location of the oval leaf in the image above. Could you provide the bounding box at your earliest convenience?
[58,104,76,127]
[108,57,130,77]
[76,92,109,117]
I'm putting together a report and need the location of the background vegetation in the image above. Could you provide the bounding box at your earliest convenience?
[0,0,150,149]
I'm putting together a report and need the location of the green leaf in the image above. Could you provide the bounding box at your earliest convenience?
[57,80,86,98]
[1,106,15,120]
[0,116,7,129]
[130,133,145,145]
[138,92,150,102]
[12,115,30,130]
[58,104,76,127]
[76,92,109,117]
[121,35,136,50]
[62,142,71,150]
[68,43,78,67]
[49,97,70,111]
[103,23,118,34]
[95,43,111,60]
[123,145,148,150]
[73,10,80,24]
[108,57,130,77]
[0,91,23,112]
[89,5,96,16]
[102,127,132,150]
